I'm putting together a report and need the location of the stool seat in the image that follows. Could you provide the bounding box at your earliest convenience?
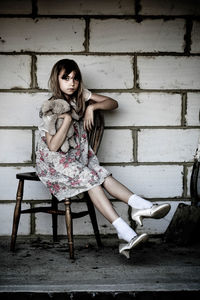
[16,172,40,181]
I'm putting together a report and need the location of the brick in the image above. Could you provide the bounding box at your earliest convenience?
[137,201,189,235]
[138,129,200,162]
[0,130,32,163]
[98,129,133,163]
[102,92,182,126]
[37,55,133,89]
[38,0,135,15]
[106,165,183,198]
[35,201,129,235]
[0,0,32,14]
[0,55,31,89]
[191,21,200,53]
[0,167,51,200]
[186,93,200,126]
[0,18,85,52]
[141,0,200,15]
[90,19,185,52]
[137,56,200,89]
[0,92,49,126]
[0,203,30,235]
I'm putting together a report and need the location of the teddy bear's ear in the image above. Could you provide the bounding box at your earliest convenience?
[42,100,53,114]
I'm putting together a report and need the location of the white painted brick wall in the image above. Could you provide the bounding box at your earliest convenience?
[0,92,49,126]
[102,92,182,126]
[0,0,32,14]
[0,55,31,89]
[0,130,32,163]
[38,0,135,15]
[0,18,85,52]
[90,19,185,52]
[186,93,200,126]
[37,55,134,89]
[141,0,200,15]
[98,129,134,163]
[191,21,200,53]
[138,56,200,89]
[106,165,183,198]
[0,203,30,235]
[138,129,200,162]
[0,1,199,237]
[0,167,51,201]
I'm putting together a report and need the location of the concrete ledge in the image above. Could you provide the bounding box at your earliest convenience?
[0,236,200,297]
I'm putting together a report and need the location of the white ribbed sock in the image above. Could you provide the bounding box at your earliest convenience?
[112,217,137,242]
[128,194,152,209]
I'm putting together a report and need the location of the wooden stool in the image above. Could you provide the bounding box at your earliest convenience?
[10,110,104,259]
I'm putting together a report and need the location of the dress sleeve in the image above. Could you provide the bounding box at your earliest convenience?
[38,115,55,134]
[82,88,92,102]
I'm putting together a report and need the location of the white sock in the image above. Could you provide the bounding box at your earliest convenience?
[128,194,152,209]
[112,217,137,242]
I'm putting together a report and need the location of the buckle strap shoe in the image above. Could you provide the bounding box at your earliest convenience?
[131,203,171,227]
[119,233,148,259]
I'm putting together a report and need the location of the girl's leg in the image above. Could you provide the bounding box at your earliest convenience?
[103,176,152,209]
[103,176,170,227]
[88,184,118,223]
[103,175,132,203]
[87,185,137,243]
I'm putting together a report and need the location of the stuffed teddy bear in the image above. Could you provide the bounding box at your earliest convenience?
[41,99,80,153]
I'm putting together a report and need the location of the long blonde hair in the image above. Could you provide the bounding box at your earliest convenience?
[48,59,85,115]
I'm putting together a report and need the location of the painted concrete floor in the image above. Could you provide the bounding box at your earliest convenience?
[0,236,200,298]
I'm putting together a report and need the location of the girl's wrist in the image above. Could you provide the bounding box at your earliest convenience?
[89,103,96,111]
[63,113,72,122]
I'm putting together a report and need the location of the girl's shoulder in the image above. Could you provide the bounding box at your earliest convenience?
[82,88,92,102]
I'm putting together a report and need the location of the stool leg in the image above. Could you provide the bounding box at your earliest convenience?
[10,179,24,251]
[52,195,58,242]
[86,194,102,247]
[64,199,74,259]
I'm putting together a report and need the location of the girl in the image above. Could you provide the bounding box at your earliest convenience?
[36,59,170,259]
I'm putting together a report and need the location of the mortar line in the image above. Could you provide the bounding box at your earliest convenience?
[30,54,38,89]
[133,54,139,89]
[132,129,138,163]
[1,51,200,56]
[32,129,36,166]
[183,164,189,198]
[1,14,199,20]
[84,17,90,52]
[184,17,193,55]
[30,202,36,235]
[1,89,200,94]
[181,92,187,127]
[32,0,38,19]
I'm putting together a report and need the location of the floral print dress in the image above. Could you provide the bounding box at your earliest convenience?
[36,92,111,201]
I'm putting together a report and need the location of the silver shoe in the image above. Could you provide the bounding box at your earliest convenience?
[119,233,148,259]
[131,203,171,227]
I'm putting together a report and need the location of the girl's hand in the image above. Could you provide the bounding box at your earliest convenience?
[58,113,72,120]
[84,105,94,131]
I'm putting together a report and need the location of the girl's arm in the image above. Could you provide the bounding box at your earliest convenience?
[84,93,118,131]
[46,113,72,152]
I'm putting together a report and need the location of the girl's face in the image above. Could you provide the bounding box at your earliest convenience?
[58,69,79,98]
